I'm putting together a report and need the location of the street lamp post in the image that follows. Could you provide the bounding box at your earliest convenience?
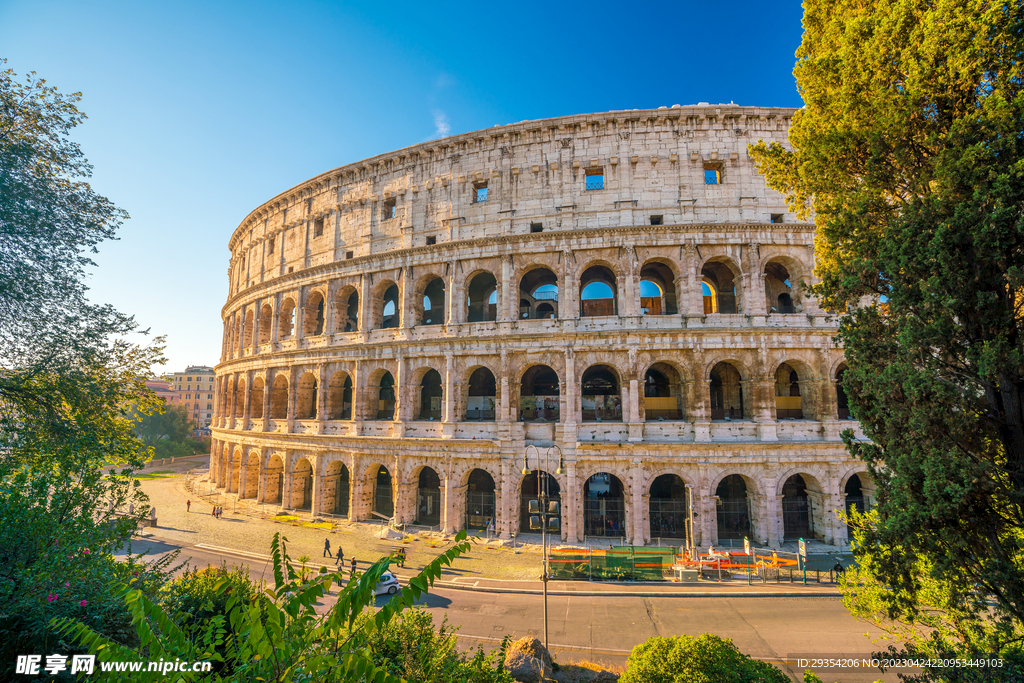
[522,444,563,653]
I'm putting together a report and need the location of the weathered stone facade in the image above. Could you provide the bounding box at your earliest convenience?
[212,105,872,548]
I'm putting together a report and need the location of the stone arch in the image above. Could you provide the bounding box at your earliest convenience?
[242,450,260,499]
[834,361,851,419]
[407,365,443,420]
[278,297,297,338]
[264,452,286,504]
[371,279,400,329]
[326,369,353,420]
[303,289,327,336]
[640,258,680,315]
[228,446,243,493]
[334,284,360,333]
[518,266,560,320]
[514,469,565,538]
[410,465,442,526]
[243,308,254,347]
[233,377,246,418]
[711,472,761,545]
[778,471,828,541]
[466,270,498,322]
[518,363,561,422]
[581,471,627,537]
[250,376,265,419]
[269,374,288,420]
[464,467,497,531]
[364,463,395,519]
[295,371,318,420]
[648,472,690,542]
[760,252,810,313]
[770,358,820,421]
[641,359,687,420]
[707,360,749,420]
[290,456,314,510]
[465,365,497,421]
[579,260,619,317]
[700,256,743,314]
[580,363,623,422]
[258,303,273,341]
[365,368,396,421]
[323,459,351,516]
[414,272,447,326]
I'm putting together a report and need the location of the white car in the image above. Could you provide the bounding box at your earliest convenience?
[374,571,400,596]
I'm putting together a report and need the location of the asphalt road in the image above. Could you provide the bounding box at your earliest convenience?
[119,537,899,682]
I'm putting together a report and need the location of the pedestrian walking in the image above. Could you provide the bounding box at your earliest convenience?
[186,499,191,512]
[211,506,216,517]
[832,560,845,582]
[350,556,357,579]
[335,545,344,567]
[323,537,332,558]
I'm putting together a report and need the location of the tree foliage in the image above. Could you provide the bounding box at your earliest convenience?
[619,633,789,683]
[134,402,193,447]
[749,0,1024,668]
[56,531,486,682]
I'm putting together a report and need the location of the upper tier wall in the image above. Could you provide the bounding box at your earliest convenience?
[225,106,798,299]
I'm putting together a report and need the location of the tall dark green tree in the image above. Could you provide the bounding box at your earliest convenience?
[0,61,167,669]
[750,0,1024,673]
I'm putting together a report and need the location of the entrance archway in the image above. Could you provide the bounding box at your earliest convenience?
[519,268,559,319]
[519,471,560,534]
[715,474,751,542]
[710,362,744,420]
[466,469,496,530]
[324,461,350,517]
[265,454,284,504]
[520,365,559,421]
[372,465,394,519]
[649,474,688,541]
[416,467,441,526]
[292,459,313,511]
[583,473,625,537]
[844,473,864,537]
[418,369,443,420]
[467,367,496,421]
[581,365,621,421]
[781,474,812,540]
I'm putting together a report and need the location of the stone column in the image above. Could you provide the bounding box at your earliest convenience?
[565,460,578,542]
[295,287,306,342]
[359,273,371,339]
[310,455,322,517]
[685,245,703,316]
[446,264,458,325]
[442,353,454,424]
[316,363,327,433]
[768,495,784,548]
[243,371,253,430]
[271,293,281,343]
[287,367,298,433]
[324,286,336,335]
[393,356,405,424]
[564,350,577,424]
[499,459,512,539]
[630,459,644,545]
[262,374,272,432]
[227,376,237,430]
[500,255,514,322]
[441,471,456,533]
[281,455,293,509]
[257,455,267,503]
[238,451,248,502]
[754,378,778,442]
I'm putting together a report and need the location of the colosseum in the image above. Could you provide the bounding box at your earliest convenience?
[211,104,872,549]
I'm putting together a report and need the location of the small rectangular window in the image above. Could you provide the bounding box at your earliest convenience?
[530,223,543,233]
[289,266,294,273]
[383,198,397,220]
[650,215,664,226]
[473,181,488,203]
[585,168,604,190]
[771,213,784,224]
[704,166,721,185]
[314,217,324,237]
[426,236,437,246]
[345,250,354,259]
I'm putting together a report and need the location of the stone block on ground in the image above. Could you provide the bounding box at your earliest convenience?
[504,637,555,683]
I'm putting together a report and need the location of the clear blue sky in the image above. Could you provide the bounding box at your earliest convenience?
[0,0,805,373]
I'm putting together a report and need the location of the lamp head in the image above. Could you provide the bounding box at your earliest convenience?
[556,466,563,475]
[522,467,529,475]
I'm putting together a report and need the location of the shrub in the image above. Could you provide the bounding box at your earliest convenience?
[158,564,264,637]
[620,633,789,683]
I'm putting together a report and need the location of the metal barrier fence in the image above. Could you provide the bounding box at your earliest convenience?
[548,546,677,581]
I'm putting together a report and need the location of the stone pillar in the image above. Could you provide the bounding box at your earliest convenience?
[500,375,510,422]
[565,350,577,425]
[242,371,253,430]
[359,273,371,339]
[768,495,784,548]
[227,376,237,430]
[281,456,293,509]
[441,471,456,533]
[442,353,454,426]
[500,254,514,322]
[238,451,249,501]
[295,288,306,342]
[754,378,778,441]
[257,456,267,503]
[707,494,720,546]
[271,293,281,343]
[685,245,703,316]
[324,286,336,335]
[630,459,644,545]
[565,460,578,542]
[401,267,414,331]
[316,363,327,433]
[393,356,405,423]
[262,375,272,432]
[446,265,458,325]
[499,459,512,539]
[287,367,298,433]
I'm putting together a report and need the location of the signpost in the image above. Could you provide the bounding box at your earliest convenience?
[744,536,751,585]
[798,538,807,585]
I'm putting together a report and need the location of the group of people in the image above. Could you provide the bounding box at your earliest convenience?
[184,499,224,518]
[324,538,359,576]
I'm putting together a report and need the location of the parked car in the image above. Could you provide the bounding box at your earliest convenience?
[375,571,400,596]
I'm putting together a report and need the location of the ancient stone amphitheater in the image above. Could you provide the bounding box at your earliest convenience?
[211,104,872,548]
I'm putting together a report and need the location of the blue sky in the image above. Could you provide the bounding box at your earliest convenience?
[0,0,805,373]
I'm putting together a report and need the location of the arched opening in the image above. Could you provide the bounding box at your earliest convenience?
[243,309,254,347]
[649,474,688,541]
[295,372,318,420]
[279,298,296,338]
[644,363,683,420]
[640,262,678,315]
[466,469,496,530]
[415,467,441,526]
[467,272,498,322]
[715,474,751,542]
[374,372,396,420]
[836,365,850,419]
[335,288,359,333]
[324,461,350,517]
[844,474,864,537]
[701,261,738,314]
[229,450,241,493]
[258,303,273,342]
[580,265,618,317]
[421,277,446,326]
[519,268,559,319]
[467,367,496,421]
[418,369,443,420]
[519,471,560,534]
[250,377,265,419]
[520,365,560,422]
[710,362,744,419]
[304,291,325,336]
[774,363,803,419]
[292,459,313,511]
[269,375,288,420]
[764,261,796,313]
[581,365,621,421]
[781,474,812,540]
[379,283,400,329]
[243,452,259,499]
[234,379,246,418]
[583,473,625,537]
[266,454,284,504]
[327,372,353,420]
[372,465,394,519]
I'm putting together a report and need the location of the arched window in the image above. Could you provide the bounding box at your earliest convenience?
[327,372,353,420]
[715,475,751,541]
[581,365,621,421]
[775,363,803,419]
[295,372,317,419]
[279,299,296,338]
[467,367,496,421]
[466,469,496,530]
[709,362,744,419]
[269,375,289,419]
[416,467,441,526]
[335,288,359,333]
[421,278,446,325]
[418,369,443,420]
[304,292,325,336]
[258,303,273,342]
[580,265,617,317]
[467,272,498,322]
[701,261,738,313]
[764,261,796,313]
[250,377,265,419]
[640,262,678,315]
[381,284,400,329]
[583,473,625,537]
[836,365,850,419]
[375,372,395,420]
[644,363,683,420]
[520,365,559,421]
[649,474,688,541]
[519,269,559,319]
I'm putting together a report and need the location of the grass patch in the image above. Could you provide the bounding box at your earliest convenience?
[303,522,335,530]
[271,514,299,522]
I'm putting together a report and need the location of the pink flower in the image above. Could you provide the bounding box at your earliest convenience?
[79,600,87,607]
[83,549,91,555]
[47,594,58,602]
[65,582,70,587]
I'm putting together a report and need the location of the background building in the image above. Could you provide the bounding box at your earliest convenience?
[211,105,871,548]
[172,366,216,432]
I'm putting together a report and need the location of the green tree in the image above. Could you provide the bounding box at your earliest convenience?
[0,61,168,673]
[619,633,789,683]
[749,0,1024,674]
[134,401,193,447]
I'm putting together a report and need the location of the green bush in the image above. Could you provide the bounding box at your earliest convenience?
[620,633,789,683]
[158,564,264,636]
[362,608,513,683]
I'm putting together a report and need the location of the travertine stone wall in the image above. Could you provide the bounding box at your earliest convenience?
[212,106,872,548]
